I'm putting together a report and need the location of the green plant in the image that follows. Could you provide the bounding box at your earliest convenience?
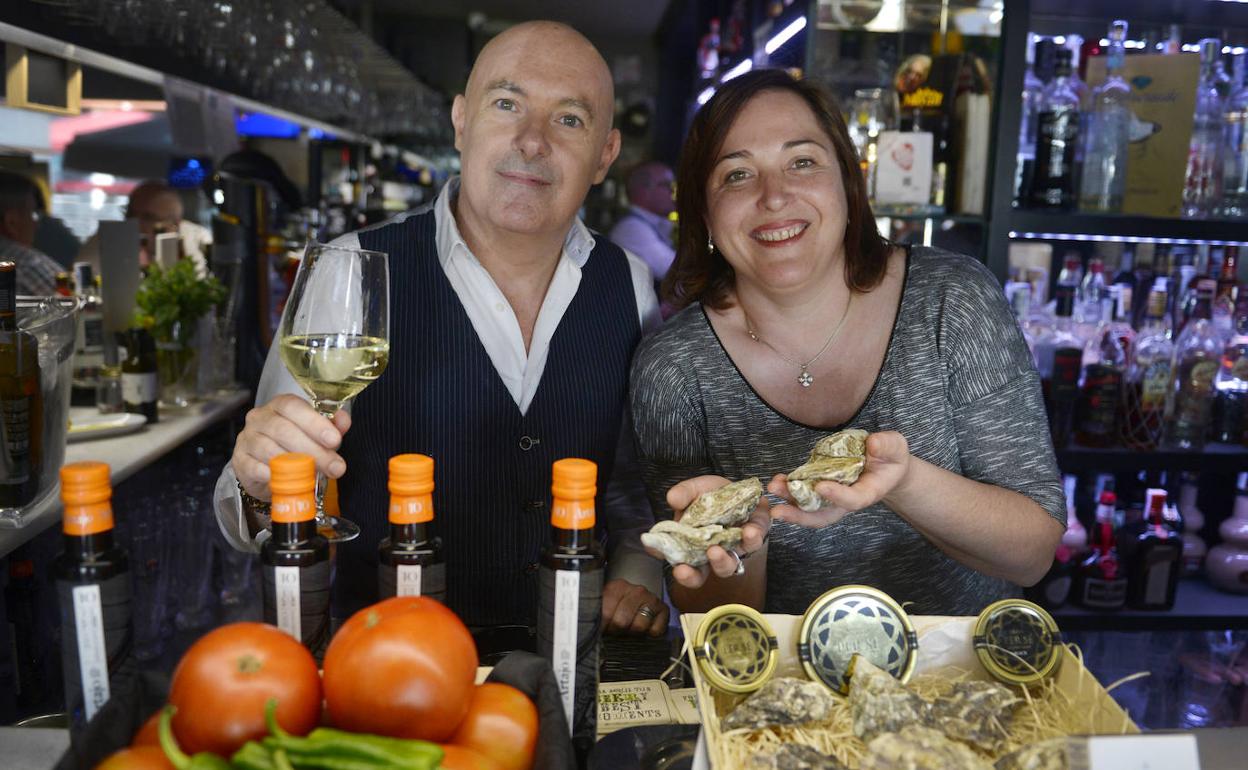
[134,259,227,346]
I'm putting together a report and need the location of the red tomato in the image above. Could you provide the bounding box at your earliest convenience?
[130,712,161,747]
[323,596,478,742]
[94,746,173,770]
[450,683,538,770]
[168,622,321,756]
[437,744,505,770]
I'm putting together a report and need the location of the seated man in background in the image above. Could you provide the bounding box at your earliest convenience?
[609,161,676,283]
[0,170,66,296]
[79,180,209,277]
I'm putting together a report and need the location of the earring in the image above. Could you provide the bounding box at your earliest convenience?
[707,236,715,252]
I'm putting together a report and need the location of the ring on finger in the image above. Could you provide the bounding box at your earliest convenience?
[637,605,656,620]
[730,550,745,577]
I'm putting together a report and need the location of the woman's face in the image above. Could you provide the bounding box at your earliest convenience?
[705,89,848,296]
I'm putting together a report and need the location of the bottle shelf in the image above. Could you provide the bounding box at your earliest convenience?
[1055,443,1248,474]
[1054,577,1248,631]
[1008,211,1248,243]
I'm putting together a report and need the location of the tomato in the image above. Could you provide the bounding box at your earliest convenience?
[323,596,478,742]
[436,744,504,770]
[130,712,161,747]
[450,683,538,770]
[94,746,173,770]
[168,622,321,756]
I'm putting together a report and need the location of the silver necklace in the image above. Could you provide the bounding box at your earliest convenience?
[744,293,854,388]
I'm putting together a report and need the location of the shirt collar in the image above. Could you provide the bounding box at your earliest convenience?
[434,176,597,269]
[628,205,674,236]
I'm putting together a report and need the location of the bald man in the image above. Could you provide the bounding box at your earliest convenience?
[217,22,667,637]
[79,180,210,277]
[610,162,676,281]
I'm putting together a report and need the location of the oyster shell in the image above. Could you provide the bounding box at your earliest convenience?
[787,429,868,512]
[848,655,929,741]
[640,520,743,567]
[680,477,764,528]
[721,677,837,732]
[930,680,1022,753]
[860,725,994,770]
[994,738,1070,770]
[748,743,849,770]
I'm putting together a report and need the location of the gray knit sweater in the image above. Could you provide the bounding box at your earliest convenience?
[629,246,1065,616]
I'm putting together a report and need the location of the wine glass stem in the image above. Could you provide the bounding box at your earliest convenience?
[314,401,342,515]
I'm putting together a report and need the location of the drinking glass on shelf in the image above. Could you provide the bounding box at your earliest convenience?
[277,242,390,543]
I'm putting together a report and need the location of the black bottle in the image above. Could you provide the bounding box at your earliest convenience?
[0,261,43,508]
[378,454,445,602]
[261,453,330,659]
[120,328,158,423]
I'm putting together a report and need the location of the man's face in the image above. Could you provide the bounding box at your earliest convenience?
[451,27,620,238]
[638,168,675,217]
[1,194,37,247]
[130,191,182,240]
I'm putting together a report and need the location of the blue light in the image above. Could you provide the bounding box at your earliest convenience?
[235,111,301,139]
[188,159,200,169]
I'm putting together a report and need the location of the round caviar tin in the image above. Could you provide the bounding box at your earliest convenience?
[692,604,780,694]
[797,585,918,694]
[973,598,1063,686]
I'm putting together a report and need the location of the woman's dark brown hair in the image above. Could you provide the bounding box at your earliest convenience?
[662,69,891,310]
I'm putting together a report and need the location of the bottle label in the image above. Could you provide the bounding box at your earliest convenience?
[1078,365,1122,438]
[263,561,330,656]
[397,564,423,597]
[0,396,32,483]
[1052,348,1083,400]
[274,566,302,640]
[1033,108,1078,206]
[56,572,132,728]
[1141,359,1172,409]
[1171,358,1219,441]
[389,495,433,525]
[553,570,580,735]
[1081,577,1127,608]
[121,372,158,405]
[1145,558,1173,605]
[538,564,602,746]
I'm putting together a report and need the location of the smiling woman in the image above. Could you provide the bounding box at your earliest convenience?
[630,69,1067,617]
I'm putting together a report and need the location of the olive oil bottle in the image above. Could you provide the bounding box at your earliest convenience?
[52,462,132,730]
[378,454,445,601]
[261,453,330,658]
[537,458,603,759]
[0,261,42,508]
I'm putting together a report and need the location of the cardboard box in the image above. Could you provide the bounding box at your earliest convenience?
[680,613,1138,769]
[1085,53,1201,217]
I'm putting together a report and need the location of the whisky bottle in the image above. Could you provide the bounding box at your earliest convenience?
[537,458,603,761]
[261,453,330,658]
[52,462,132,729]
[1074,491,1127,611]
[1028,48,1081,210]
[1166,280,1224,450]
[120,328,158,424]
[1126,489,1183,610]
[0,261,43,508]
[377,454,445,602]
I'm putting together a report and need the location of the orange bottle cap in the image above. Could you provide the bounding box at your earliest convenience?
[60,462,114,535]
[389,454,434,496]
[551,458,597,530]
[269,453,316,496]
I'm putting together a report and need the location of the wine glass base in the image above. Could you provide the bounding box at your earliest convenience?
[317,515,361,543]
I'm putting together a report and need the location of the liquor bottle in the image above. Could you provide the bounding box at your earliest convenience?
[1166,280,1224,450]
[1034,280,1084,448]
[71,263,105,407]
[1214,245,1240,329]
[1077,258,1108,325]
[1060,475,1088,555]
[1075,297,1126,447]
[537,458,603,759]
[5,554,46,712]
[1028,49,1081,210]
[52,462,132,729]
[1183,39,1226,218]
[1121,284,1173,449]
[1126,488,1183,610]
[1211,321,1248,444]
[1074,491,1128,610]
[120,328,158,424]
[261,453,330,658]
[54,272,73,297]
[1162,24,1182,56]
[1178,476,1208,577]
[1206,473,1248,594]
[0,261,43,509]
[1107,284,1137,359]
[377,454,446,602]
[1220,53,1248,217]
[1015,33,1046,206]
[1079,20,1132,213]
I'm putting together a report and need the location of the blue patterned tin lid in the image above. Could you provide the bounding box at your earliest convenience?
[797,584,919,694]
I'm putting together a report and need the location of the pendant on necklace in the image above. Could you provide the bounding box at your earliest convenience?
[798,368,814,388]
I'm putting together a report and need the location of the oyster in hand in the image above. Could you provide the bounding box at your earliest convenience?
[787,429,868,512]
[679,477,764,528]
[640,520,743,567]
[721,677,837,732]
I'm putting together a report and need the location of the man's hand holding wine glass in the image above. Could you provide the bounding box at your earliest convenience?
[232,394,352,501]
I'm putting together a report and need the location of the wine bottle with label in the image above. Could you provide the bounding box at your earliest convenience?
[537,458,603,761]
[52,462,132,730]
[378,454,445,602]
[120,328,158,424]
[0,261,43,508]
[261,453,330,659]
[1126,488,1183,610]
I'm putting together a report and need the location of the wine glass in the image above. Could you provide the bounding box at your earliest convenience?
[277,242,390,543]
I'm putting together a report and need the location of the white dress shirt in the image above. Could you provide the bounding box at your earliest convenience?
[608,205,676,281]
[214,178,663,595]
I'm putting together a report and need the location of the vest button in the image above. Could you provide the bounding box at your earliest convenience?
[523,562,539,575]
[525,499,546,513]
[519,435,539,451]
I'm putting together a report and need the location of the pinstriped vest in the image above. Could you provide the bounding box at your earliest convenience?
[335,209,640,627]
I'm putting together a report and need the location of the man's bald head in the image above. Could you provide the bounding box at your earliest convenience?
[126,180,183,239]
[626,161,675,217]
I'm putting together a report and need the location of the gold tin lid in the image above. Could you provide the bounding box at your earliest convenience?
[973,598,1063,686]
[797,585,918,694]
[692,604,779,694]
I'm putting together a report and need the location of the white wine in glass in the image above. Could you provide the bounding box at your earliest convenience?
[278,242,390,542]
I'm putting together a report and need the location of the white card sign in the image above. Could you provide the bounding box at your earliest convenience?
[875,130,934,206]
[1083,734,1200,770]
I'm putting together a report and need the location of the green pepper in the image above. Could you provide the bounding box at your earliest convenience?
[232,742,279,770]
[261,700,442,770]
[157,705,234,770]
